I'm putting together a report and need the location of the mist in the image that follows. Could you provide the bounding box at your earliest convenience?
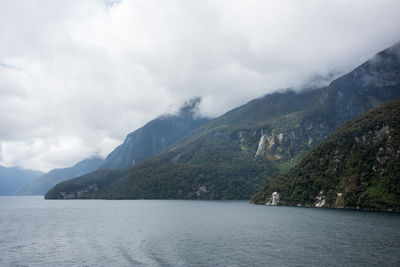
[1,0,400,171]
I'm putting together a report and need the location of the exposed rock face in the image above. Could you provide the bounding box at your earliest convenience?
[252,98,400,211]
[101,98,210,170]
[315,191,326,208]
[266,192,280,206]
[255,131,266,157]
[195,186,208,198]
[46,42,400,201]
[249,122,329,166]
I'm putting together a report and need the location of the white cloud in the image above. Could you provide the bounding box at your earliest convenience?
[0,0,399,171]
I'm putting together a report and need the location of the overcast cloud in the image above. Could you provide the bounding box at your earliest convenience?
[0,0,399,171]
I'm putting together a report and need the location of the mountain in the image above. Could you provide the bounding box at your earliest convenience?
[101,97,210,169]
[46,42,400,200]
[0,166,43,195]
[15,157,104,195]
[16,98,209,195]
[251,98,400,211]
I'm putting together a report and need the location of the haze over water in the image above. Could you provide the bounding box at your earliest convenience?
[1,196,399,266]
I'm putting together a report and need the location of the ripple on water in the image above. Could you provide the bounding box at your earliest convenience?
[0,197,400,266]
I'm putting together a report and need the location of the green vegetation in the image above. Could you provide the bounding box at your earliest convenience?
[15,157,104,195]
[101,97,210,169]
[251,99,400,210]
[46,42,400,200]
[46,129,281,199]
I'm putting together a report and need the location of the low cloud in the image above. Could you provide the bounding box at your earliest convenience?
[0,0,400,171]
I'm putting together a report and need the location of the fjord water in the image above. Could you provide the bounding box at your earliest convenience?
[1,197,399,266]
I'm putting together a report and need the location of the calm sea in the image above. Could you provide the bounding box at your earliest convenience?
[0,196,399,266]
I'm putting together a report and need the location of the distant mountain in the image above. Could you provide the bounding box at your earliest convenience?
[251,98,400,211]
[46,42,400,200]
[17,98,209,195]
[0,166,43,195]
[101,97,210,169]
[15,157,104,195]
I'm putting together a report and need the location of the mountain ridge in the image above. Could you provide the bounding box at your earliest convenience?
[0,166,43,195]
[101,97,210,169]
[16,98,210,195]
[15,156,104,195]
[251,98,400,211]
[46,42,400,200]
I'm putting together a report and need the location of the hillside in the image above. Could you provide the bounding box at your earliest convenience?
[251,98,400,210]
[101,97,210,169]
[46,42,400,200]
[0,166,43,195]
[15,157,104,195]
[16,99,209,195]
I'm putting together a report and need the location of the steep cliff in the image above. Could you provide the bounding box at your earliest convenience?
[101,98,210,169]
[251,98,400,211]
[46,42,400,200]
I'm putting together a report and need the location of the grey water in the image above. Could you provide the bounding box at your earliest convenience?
[1,196,400,266]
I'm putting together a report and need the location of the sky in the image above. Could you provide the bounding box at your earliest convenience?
[0,0,400,172]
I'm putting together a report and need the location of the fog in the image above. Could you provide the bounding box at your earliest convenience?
[1,0,399,171]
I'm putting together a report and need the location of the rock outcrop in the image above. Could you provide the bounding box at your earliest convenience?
[251,98,400,211]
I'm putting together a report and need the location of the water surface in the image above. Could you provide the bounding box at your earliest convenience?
[1,196,399,266]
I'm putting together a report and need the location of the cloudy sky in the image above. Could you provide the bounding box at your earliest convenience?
[0,0,399,172]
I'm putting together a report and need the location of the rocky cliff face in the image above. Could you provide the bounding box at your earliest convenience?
[101,98,210,170]
[249,42,400,171]
[46,42,400,200]
[251,99,400,211]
